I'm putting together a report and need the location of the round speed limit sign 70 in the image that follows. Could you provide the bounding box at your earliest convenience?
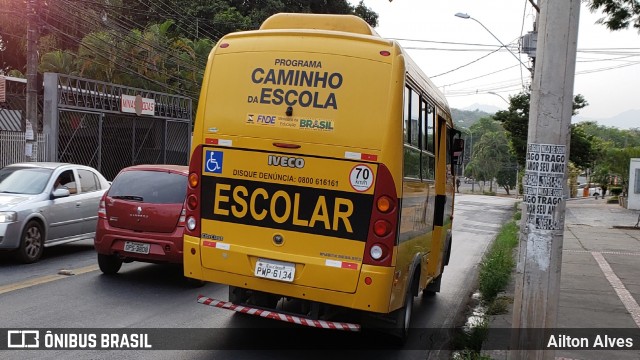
[349,164,374,192]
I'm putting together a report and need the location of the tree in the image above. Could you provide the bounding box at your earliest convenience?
[493,91,594,169]
[120,0,378,42]
[466,128,516,193]
[575,121,640,148]
[591,164,613,196]
[601,146,640,196]
[496,165,518,195]
[38,50,78,75]
[77,31,121,83]
[587,0,640,31]
[353,1,379,27]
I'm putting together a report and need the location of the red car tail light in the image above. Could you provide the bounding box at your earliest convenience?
[178,208,186,227]
[98,193,107,219]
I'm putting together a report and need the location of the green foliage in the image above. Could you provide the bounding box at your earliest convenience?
[478,221,519,302]
[607,197,619,204]
[492,93,530,168]
[591,164,613,195]
[568,162,582,198]
[493,91,595,169]
[38,50,79,76]
[513,211,522,221]
[610,187,623,196]
[2,0,378,100]
[587,0,640,31]
[452,320,489,354]
[576,121,640,148]
[601,146,640,194]
[452,108,493,129]
[486,296,513,315]
[465,119,517,193]
[496,166,517,195]
[353,0,379,27]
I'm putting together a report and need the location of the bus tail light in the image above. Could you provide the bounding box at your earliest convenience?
[376,196,393,213]
[363,164,398,267]
[185,144,203,236]
[189,173,199,188]
[187,194,198,210]
[373,220,392,237]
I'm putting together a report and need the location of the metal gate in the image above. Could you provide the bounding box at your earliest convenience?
[43,74,192,180]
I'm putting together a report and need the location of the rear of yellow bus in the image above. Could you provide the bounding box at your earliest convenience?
[183,14,408,331]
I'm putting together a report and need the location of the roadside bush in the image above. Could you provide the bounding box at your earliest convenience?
[478,221,519,302]
[610,187,623,196]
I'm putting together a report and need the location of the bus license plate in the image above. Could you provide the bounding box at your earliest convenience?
[124,241,150,254]
[254,258,295,282]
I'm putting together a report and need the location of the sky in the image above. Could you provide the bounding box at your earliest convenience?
[350,0,640,122]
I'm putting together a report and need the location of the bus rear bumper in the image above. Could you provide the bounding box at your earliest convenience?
[183,235,395,314]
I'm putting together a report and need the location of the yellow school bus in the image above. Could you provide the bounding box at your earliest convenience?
[183,13,462,340]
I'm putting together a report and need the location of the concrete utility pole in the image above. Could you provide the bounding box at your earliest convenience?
[25,0,39,161]
[510,0,580,359]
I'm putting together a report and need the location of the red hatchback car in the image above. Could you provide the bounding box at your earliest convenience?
[94,164,188,274]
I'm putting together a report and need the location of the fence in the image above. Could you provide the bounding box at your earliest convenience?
[55,110,190,180]
[0,132,48,168]
[44,74,192,181]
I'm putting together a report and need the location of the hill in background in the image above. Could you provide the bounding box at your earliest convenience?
[573,109,640,130]
[452,105,639,131]
[452,108,494,129]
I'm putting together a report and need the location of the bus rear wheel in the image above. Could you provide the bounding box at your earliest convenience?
[392,277,416,343]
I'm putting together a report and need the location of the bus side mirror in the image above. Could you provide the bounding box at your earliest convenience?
[452,138,465,164]
[453,138,465,152]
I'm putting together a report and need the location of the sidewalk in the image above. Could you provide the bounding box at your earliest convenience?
[482,196,640,359]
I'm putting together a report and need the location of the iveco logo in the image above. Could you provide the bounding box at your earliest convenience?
[268,155,305,168]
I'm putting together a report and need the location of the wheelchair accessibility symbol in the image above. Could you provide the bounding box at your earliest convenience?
[205,150,223,174]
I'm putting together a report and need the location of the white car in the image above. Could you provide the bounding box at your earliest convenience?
[0,162,110,263]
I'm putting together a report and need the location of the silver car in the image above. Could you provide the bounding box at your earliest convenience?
[0,162,110,263]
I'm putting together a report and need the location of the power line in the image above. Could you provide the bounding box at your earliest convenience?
[440,64,520,87]
[43,20,199,100]
[44,2,205,96]
[430,47,503,78]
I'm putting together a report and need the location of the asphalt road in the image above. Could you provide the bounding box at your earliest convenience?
[0,194,516,360]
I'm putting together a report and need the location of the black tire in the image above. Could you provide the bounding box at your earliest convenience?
[392,278,416,343]
[16,220,44,264]
[97,253,123,275]
[229,286,247,305]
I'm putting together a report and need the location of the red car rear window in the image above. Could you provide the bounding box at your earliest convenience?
[108,170,187,204]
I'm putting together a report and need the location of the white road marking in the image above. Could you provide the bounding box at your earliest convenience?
[591,251,640,328]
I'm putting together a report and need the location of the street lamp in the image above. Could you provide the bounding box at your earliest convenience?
[488,91,510,105]
[463,128,477,193]
[455,12,532,73]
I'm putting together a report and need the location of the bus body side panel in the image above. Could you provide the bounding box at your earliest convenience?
[392,179,435,311]
[427,117,454,277]
[375,52,407,312]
